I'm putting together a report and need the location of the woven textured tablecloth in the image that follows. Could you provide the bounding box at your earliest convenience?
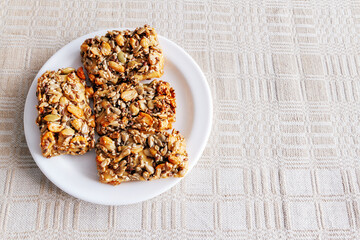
[1,0,360,239]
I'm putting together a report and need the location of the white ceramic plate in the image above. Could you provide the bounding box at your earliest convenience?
[24,29,212,205]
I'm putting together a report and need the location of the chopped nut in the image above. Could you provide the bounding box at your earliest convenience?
[121,89,138,102]
[140,37,149,48]
[41,132,55,154]
[129,103,139,115]
[138,99,147,111]
[131,145,143,154]
[44,114,61,122]
[85,86,94,98]
[60,128,75,137]
[71,119,83,131]
[47,123,64,132]
[168,154,181,165]
[90,47,101,56]
[114,148,131,163]
[99,136,115,151]
[101,42,112,55]
[149,147,157,157]
[67,105,84,118]
[109,61,125,72]
[49,93,61,104]
[88,115,95,128]
[59,96,69,106]
[147,100,155,109]
[115,34,124,46]
[84,106,92,119]
[76,67,86,80]
[130,37,137,48]
[137,112,153,126]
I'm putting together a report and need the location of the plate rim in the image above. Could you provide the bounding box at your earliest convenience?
[23,29,213,205]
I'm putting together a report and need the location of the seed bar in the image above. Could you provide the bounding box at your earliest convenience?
[93,80,176,135]
[80,25,164,86]
[36,67,95,158]
[96,129,188,185]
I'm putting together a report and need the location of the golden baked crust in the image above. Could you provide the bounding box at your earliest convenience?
[36,67,95,158]
[93,80,176,135]
[96,129,188,185]
[80,25,164,86]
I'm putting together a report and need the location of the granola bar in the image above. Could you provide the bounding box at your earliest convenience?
[96,129,188,185]
[80,25,164,86]
[94,80,176,135]
[36,67,95,158]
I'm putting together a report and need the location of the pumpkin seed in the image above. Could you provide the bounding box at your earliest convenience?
[121,89,138,102]
[117,51,126,64]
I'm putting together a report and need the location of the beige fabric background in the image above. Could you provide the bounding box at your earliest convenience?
[1,0,360,239]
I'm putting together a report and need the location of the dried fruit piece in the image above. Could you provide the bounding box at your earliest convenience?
[80,43,89,52]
